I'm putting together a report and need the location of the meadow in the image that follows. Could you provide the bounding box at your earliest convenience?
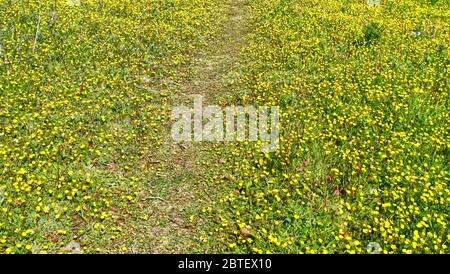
[199,0,449,254]
[0,0,449,254]
[0,0,224,253]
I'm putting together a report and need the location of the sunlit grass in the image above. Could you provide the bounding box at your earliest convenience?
[0,0,222,254]
[199,0,449,254]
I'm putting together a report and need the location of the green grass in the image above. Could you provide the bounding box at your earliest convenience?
[198,0,449,254]
[1,0,449,254]
[0,0,224,253]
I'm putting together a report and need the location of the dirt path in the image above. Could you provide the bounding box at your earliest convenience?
[130,0,249,253]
